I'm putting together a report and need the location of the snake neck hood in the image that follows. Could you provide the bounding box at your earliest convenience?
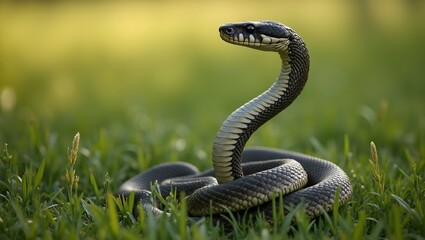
[212,21,310,183]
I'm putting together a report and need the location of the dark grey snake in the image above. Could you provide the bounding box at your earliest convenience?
[118,20,352,222]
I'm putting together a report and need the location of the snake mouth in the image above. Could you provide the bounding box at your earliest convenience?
[219,28,288,51]
[220,31,270,47]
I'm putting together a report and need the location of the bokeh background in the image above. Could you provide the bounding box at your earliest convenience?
[1,0,424,161]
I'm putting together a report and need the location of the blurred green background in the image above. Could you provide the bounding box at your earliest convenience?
[0,0,424,159]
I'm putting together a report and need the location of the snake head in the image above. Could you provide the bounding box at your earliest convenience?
[219,21,293,51]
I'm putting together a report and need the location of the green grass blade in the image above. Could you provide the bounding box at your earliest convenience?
[89,172,100,200]
[34,158,46,188]
[352,210,366,240]
[391,193,422,224]
[107,193,120,237]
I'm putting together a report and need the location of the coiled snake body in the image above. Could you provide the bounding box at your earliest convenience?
[118,21,352,221]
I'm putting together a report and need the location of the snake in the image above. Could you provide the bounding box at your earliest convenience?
[118,20,352,222]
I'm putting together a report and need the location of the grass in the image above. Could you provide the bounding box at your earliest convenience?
[1,1,425,239]
[1,132,424,239]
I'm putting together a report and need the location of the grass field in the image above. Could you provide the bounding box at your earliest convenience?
[1,1,424,239]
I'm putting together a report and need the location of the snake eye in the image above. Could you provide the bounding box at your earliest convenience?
[245,24,255,34]
[225,27,235,35]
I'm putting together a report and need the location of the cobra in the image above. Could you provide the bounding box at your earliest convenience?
[118,21,352,221]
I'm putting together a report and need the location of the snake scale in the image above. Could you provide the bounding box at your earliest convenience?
[118,20,352,222]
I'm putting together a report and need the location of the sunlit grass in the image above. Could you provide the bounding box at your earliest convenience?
[1,1,424,239]
[1,0,423,125]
